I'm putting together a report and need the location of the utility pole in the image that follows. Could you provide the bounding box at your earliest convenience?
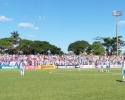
[112,11,122,56]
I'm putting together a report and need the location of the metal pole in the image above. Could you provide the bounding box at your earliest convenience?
[112,11,122,56]
[116,16,118,56]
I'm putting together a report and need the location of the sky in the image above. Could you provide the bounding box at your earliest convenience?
[0,0,125,53]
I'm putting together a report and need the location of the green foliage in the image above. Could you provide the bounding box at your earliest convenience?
[0,31,64,54]
[11,31,20,39]
[1,31,125,55]
[0,38,63,54]
[91,42,105,55]
[0,69,125,100]
[0,38,12,47]
[18,40,63,55]
[94,36,125,55]
[68,40,90,55]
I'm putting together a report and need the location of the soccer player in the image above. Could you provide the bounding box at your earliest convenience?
[106,59,110,72]
[64,58,67,69]
[122,58,125,82]
[100,60,104,72]
[78,56,81,71]
[19,59,25,76]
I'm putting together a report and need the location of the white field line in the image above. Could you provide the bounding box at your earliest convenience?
[49,70,122,75]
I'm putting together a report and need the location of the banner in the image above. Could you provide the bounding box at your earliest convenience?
[57,65,94,68]
[24,65,38,69]
[57,66,75,68]
[38,65,56,69]
[1,66,20,69]
[56,65,122,68]
[80,65,94,68]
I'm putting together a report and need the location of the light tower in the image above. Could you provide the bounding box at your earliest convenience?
[112,10,122,56]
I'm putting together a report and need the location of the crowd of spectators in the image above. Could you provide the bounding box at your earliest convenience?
[0,54,124,66]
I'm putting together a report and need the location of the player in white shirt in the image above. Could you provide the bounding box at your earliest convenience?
[78,57,81,71]
[106,59,110,72]
[19,59,25,76]
[100,60,104,72]
[122,58,125,82]
[64,58,67,69]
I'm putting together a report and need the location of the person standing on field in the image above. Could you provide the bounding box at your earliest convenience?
[100,60,104,72]
[122,58,125,82]
[19,59,25,76]
[106,59,110,72]
[78,56,81,71]
[64,58,67,69]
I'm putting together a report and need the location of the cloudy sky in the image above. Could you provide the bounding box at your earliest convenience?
[0,0,125,53]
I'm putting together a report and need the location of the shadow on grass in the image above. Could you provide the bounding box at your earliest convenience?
[116,80,123,83]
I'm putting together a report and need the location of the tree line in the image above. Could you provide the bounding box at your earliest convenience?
[0,31,125,55]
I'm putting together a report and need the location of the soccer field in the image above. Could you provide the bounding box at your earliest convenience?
[0,68,125,100]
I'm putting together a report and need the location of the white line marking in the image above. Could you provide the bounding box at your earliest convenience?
[49,70,121,75]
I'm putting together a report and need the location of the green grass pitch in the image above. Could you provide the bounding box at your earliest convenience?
[0,68,125,100]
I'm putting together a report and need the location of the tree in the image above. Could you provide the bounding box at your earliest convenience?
[91,42,105,55]
[18,40,63,55]
[0,38,14,54]
[94,36,125,55]
[11,31,20,39]
[0,37,64,55]
[68,40,90,55]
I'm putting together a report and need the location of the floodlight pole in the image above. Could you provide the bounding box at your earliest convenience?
[116,15,118,56]
[112,11,122,56]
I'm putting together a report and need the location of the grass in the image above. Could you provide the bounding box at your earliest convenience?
[0,68,125,100]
